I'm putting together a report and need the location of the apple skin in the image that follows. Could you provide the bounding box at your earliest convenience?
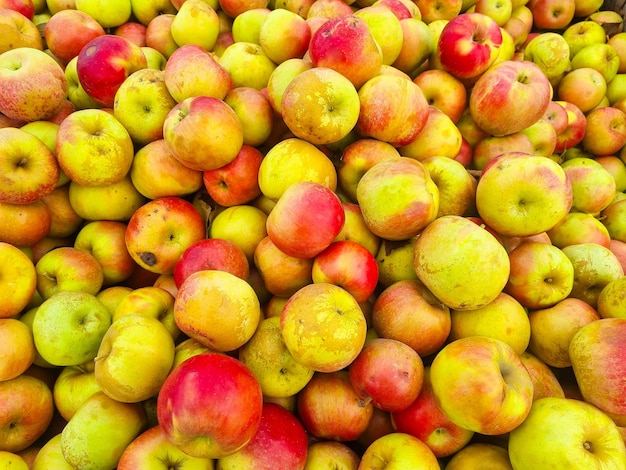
[312,240,379,303]
[445,442,513,469]
[156,352,264,459]
[562,157,617,215]
[469,59,552,137]
[547,212,612,249]
[76,34,147,108]
[170,0,220,50]
[163,95,243,172]
[52,362,102,422]
[297,371,374,442]
[390,367,475,458]
[44,9,105,64]
[266,181,345,259]
[598,277,626,320]
[437,12,503,80]
[413,215,510,311]
[0,318,35,383]
[0,375,54,453]
[508,397,626,469]
[569,318,626,422]
[304,441,360,470]
[0,47,68,122]
[258,8,310,65]
[117,425,215,470]
[476,153,573,238]
[125,196,207,275]
[308,14,383,89]
[582,106,626,157]
[519,351,565,401]
[281,282,367,374]
[349,337,424,413]
[357,158,439,241]
[173,238,250,288]
[215,402,309,470]
[359,432,440,469]
[0,242,37,319]
[430,336,534,435]
[0,200,51,249]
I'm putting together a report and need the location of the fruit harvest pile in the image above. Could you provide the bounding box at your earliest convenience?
[1,0,626,467]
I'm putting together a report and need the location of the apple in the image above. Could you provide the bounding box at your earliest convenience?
[253,235,314,297]
[356,157,438,241]
[582,106,626,157]
[265,58,313,116]
[230,7,270,43]
[32,290,111,366]
[421,156,477,218]
[61,391,147,469]
[216,402,308,469]
[334,202,381,257]
[562,157,616,215]
[527,297,600,369]
[145,13,178,59]
[218,41,277,90]
[349,337,424,412]
[39,185,83,239]
[504,241,575,310]
[114,21,147,47]
[449,292,531,355]
[359,432,440,469]
[597,277,626,319]
[413,68,467,123]
[476,153,573,237]
[0,318,35,382]
[34,246,104,299]
[0,47,67,123]
[30,433,75,469]
[470,60,552,137]
[562,243,624,308]
[174,269,261,352]
[163,44,233,103]
[353,5,404,65]
[163,95,243,172]
[157,352,263,459]
[68,175,147,222]
[356,73,430,147]
[596,156,626,193]
[238,316,314,398]
[0,200,51,248]
[474,0,513,25]
[52,361,102,422]
[0,242,37,319]
[547,211,611,248]
[312,240,379,303]
[520,351,565,401]
[208,204,268,261]
[63,56,103,111]
[519,118,558,157]
[258,137,338,202]
[508,397,626,469]
[556,67,607,113]
[399,105,463,161]
[224,87,274,148]
[390,367,475,458]
[471,133,534,170]
[603,199,626,245]
[437,12,503,80]
[0,375,54,453]
[125,196,206,275]
[553,100,587,153]
[113,68,177,146]
[571,43,620,84]
[445,442,513,469]
[44,9,105,64]
[281,282,367,373]
[296,370,374,442]
[523,32,571,85]
[55,108,134,187]
[117,425,215,470]
[76,34,147,108]
[306,0,353,18]
[563,19,607,57]
[391,17,435,77]
[527,0,575,29]
[413,215,510,311]
[74,220,137,287]
[0,7,42,53]
[304,441,360,469]
[173,238,250,288]
[280,66,360,146]
[307,14,382,88]
[430,336,534,435]
[258,7,310,64]
[170,0,219,50]
[372,279,451,356]
[130,139,203,200]
[74,0,131,28]
[266,181,345,259]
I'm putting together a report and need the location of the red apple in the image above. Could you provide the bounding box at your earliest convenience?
[44,9,106,64]
[349,337,425,412]
[157,352,263,459]
[172,238,250,288]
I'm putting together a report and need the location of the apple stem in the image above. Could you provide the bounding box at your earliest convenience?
[358,395,373,408]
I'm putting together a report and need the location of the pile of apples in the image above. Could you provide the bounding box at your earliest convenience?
[1,0,626,466]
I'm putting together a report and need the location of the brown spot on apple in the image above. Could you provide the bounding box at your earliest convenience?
[138,252,157,266]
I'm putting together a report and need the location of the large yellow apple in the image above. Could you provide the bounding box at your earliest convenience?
[413,215,510,311]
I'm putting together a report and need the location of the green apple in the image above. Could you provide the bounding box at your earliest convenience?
[170,0,219,50]
[508,397,626,469]
[523,32,571,83]
[32,434,75,470]
[218,41,277,90]
[61,391,147,469]
[445,442,513,469]
[94,314,175,403]
[53,361,102,421]
[112,286,178,340]
[231,8,270,44]
[570,43,620,83]
[208,205,268,262]
[32,290,112,366]
[562,19,607,58]
[359,432,440,469]
[75,0,132,28]
[130,0,177,26]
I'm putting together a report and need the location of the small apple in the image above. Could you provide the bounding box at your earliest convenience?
[52,361,102,422]
[304,441,359,470]
[44,9,105,64]
[359,432,440,469]
[547,211,611,249]
[223,86,274,147]
[217,42,277,90]
[170,0,219,50]
[562,157,616,215]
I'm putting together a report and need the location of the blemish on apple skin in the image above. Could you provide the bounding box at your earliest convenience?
[138,252,157,266]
